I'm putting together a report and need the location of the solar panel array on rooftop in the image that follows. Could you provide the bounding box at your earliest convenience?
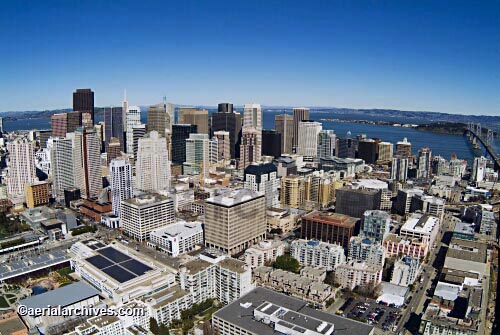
[85,247,153,283]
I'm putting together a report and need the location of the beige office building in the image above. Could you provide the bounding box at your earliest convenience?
[377,141,393,163]
[205,189,266,255]
[178,107,209,135]
[121,193,175,241]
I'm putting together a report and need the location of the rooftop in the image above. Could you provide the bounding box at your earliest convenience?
[150,221,203,239]
[123,193,171,207]
[304,211,358,227]
[401,213,439,234]
[206,188,263,207]
[213,287,373,335]
[19,282,100,309]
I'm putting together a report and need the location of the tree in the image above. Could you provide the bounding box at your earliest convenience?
[150,317,160,335]
[159,323,170,335]
[273,255,300,273]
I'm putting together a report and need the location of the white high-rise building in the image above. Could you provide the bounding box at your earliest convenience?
[73,128,102,199]
[109,159,134,218]
[290,239,346,271]
[417,147,432,178]
[135,131,171,193]
[6,137,38,203]
[243,162,280,208]
[391,155,409,182]
[183,133,209,178]
[297,121,322,158]
[471,156,488,182]
[243,104,262,161]
[317,130,336,159]
[348,236,386,268]
[49,137,75,200]
[125,106,142,154]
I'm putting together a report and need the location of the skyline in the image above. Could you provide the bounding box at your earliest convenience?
[1,1,500,115]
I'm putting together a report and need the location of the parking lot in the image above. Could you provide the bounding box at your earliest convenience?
[339,297,402,331]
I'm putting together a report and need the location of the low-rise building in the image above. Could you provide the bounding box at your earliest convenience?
[253,267,333,307]
[212,287,375,335]
[335,260,383,290]
[383,233,429,259]
[400,213,440,248]
[244,239,285,269]
[391,256,421,287]
[149,221,203,257]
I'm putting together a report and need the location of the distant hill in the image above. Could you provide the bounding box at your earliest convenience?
[1,105,499,127]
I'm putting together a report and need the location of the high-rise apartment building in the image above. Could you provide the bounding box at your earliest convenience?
[73,89,94,124]
[135,131,171,193]
[292,107,310,152]
[417,147,432,178]
[104,106,124,152]
[262,130,281,158]
[396,137,412,157]
[109,159,134,218]
[204,189,266,255]
[275,114,293,154]
[6,138,38,203]
[121,193,175,241]
[147,99,174,135]
[297,121,322,158]
[211,103,242,159]
[125,106,142,154]
[213,131,231,164]
[361,210,391,243]
[391,155,409,182]
[377,141,393,163]
[178,107,209,135]
[290,239,346,271]
[240,127,258,169]
[73,128,102,199]
[183,133,210,178]
[471,156,488,182]
[243,163,279,208]
[348,236,386,267]
[317,130,336,159]
[280,175,304,209]
[172,124,197,164]
[49,137,75,200]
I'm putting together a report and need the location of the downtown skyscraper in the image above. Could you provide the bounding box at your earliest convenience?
[211,103,242,159]
[49,136,75,200]
[243,103,263,162]
[73,128,102,199]
[292,107,310,152]
[104,106,124,152]
[73,88,94,125]
[135,131,171,193]
[109,158,134,217]
[125,106,142,154]
[147,98,174,136]
[275,114,293,154]
[5,138,38,204]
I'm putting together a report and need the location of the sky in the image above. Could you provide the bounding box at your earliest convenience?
[0,0,499,115]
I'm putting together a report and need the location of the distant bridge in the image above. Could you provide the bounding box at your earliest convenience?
[467,122,500,171]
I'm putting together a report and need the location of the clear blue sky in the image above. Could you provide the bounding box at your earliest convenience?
[1,0,499,115]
